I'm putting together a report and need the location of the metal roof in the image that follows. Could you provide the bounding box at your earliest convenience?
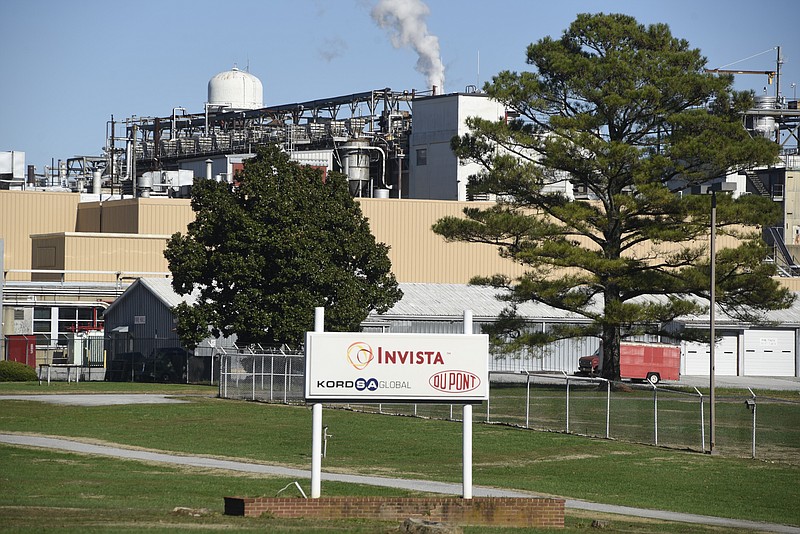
[103,278,197,316]
[373,283,583,321]
[138,278,199,309]
[108,279,800,329]
[374,283,800,328]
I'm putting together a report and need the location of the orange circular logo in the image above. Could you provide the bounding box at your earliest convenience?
[347,341,373,370]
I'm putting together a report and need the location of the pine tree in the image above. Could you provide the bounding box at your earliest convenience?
[433,13,792,380]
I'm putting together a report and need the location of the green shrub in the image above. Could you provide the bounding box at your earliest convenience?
[0,360,38,382]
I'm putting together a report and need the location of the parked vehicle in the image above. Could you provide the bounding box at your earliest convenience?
[577,342,680,384]
[105,352,146,382]
[137,347,190,383]
[107,348,189,383]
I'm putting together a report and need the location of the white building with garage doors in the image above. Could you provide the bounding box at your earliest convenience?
[682,328,797,377]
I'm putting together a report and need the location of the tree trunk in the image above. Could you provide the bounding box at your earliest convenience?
[601,324,621,381]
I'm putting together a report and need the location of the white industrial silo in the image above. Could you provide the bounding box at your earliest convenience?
[207,66,264,110]
[751,95,779,140]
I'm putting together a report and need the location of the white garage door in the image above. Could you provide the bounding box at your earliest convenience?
[682,336,738,376]
[743,330,796,376]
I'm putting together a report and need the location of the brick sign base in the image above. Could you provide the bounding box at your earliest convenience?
[224,496,565,528]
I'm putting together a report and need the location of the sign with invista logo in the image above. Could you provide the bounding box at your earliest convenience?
[304,332,489,402]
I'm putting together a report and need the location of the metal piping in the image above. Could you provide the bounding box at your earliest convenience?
[360,145,387,191]
[1,299,111,309]
[171,107,186,140]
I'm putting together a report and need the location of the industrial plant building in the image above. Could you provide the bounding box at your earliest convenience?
[2,66,800,379]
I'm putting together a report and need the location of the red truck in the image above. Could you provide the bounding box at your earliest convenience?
[577,342,680,384]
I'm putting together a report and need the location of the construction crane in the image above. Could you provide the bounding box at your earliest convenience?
[703,46,783,99]
[703,68,776,86]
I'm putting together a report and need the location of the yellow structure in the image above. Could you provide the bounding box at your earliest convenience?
[1,191,530,285]
[3,189,800,288]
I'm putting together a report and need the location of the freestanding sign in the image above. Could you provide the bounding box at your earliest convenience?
[305,332,489,403]
[306,308,486,500]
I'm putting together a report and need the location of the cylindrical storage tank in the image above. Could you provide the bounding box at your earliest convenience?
[208,67,264,110]
[340,139,371,197]
[138,172,153,198]
[752,96,778,140]
[754,95,778,109]
[92,171,102,194]
[373,188,390,198]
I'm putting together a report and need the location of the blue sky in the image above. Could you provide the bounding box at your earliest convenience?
[1,0,797,173]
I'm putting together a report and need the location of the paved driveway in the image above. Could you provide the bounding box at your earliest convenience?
[0,394,190,406]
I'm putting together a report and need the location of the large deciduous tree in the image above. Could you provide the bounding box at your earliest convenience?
[164,144,402,349]
[433,13,793,380]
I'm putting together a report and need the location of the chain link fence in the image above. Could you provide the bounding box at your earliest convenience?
[6,334,216,384]
[217,352,800,464]
[218,350,305,402]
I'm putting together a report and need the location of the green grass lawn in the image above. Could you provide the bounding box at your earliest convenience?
[2,444,774,534]
[0,386,798,528]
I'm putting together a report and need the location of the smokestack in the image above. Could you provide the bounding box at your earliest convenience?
[371,0,445,93]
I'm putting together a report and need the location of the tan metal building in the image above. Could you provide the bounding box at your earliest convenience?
[2,191,529,285]
[3,189,800,287]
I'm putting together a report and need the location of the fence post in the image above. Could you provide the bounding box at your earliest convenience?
[694,387,705,453]
[269,355,274,402]
[222,356,227,398]
[284,357,290,404]
[525,372,531,429]
[605,379,611,439]
[565,373,570,434]
[252,358,256,401]
[747,387,757,459]
[652,383,658,446]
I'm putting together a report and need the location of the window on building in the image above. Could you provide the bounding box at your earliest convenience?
[33,307,53,346]
[32,306,105,346]
[416,148,427,166]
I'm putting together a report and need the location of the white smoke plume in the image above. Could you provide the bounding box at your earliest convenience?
[371,0,445,93]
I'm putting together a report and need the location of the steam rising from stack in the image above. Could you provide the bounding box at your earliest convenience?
[371,0,445,93]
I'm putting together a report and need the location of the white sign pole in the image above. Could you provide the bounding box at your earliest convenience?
[463,309,473,499]
[311,307,324,499]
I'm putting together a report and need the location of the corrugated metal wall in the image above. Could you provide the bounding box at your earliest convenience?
[30,233,171,282]
[104,282,178,341]
[358,198,751,285]
[3,191,797,291]
[0,191,79,280]
[359,198,528,283]
[77,198,194,235]
[104,281,184,362]
[136,198,194,235]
